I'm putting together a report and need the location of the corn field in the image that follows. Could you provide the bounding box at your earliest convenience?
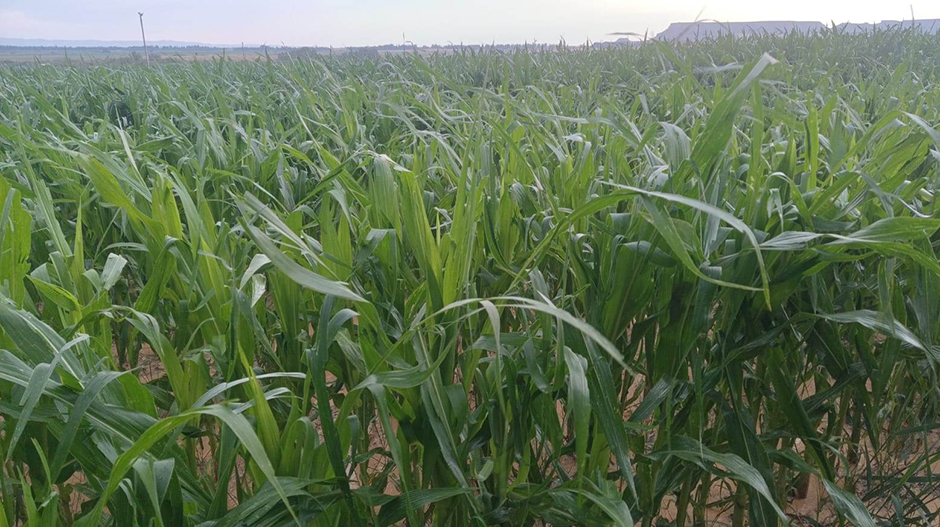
[1,29,940,526]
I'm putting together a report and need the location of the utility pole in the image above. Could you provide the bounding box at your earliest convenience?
[138,12,150,64]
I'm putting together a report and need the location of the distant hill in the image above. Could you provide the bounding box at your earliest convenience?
[651,19,940,42]
[654,21,826,41]
[0,37,253,48]
[838,19,940,33]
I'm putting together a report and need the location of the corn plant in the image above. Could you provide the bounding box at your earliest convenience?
[1,28,939,526]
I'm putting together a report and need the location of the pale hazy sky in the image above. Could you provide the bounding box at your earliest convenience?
[2,1,940,47]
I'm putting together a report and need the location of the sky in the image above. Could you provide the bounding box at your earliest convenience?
[2,0,940,47]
